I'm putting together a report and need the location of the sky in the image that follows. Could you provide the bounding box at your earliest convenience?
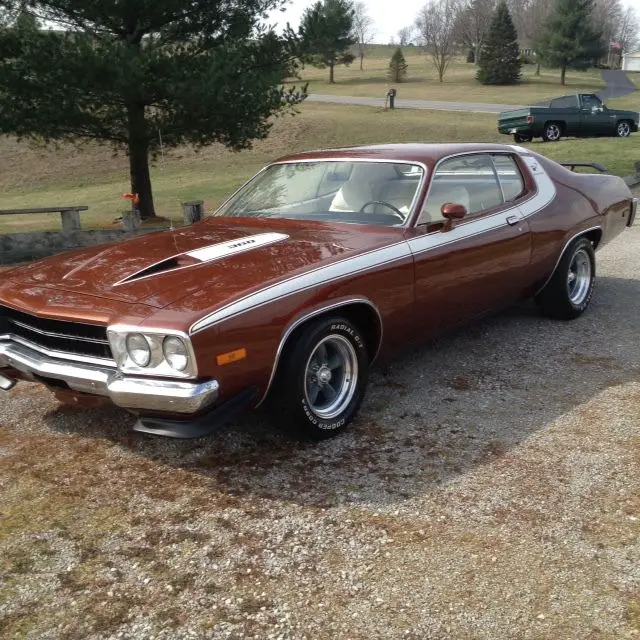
[267,0,640,43]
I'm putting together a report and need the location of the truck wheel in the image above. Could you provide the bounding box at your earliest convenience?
[542,122,562,142]
[270,316,369,440]
[514,133,533,143]
[616,121,632,137]
[535,237,595,320]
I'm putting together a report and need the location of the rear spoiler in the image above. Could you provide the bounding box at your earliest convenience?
[559,162,610,174]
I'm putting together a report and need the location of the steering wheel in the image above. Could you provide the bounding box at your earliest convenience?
[359,201,406,221]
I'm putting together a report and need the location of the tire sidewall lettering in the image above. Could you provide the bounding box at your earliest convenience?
[300,397,347,430]
[330,323,364,349]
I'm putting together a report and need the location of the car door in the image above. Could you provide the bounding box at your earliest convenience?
[405,153,533,335]
[579,94,614,136]
[550,96,581,136]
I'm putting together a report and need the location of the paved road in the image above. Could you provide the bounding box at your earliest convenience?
[309,71,636,114]
[307,93,522,114]
[598,69,637,100]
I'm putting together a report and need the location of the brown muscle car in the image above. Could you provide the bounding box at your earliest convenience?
[0,143,636,439]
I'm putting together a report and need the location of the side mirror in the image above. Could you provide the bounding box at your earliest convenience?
[440,202,467,231]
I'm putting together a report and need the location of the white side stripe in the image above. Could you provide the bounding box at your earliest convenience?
[189,157,557,333]
[519,156,557,217]
[189,242,412,333]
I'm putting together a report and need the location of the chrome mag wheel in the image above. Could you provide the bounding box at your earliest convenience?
[567,248,592,305]
[617,121,631,137]
[545,123,561,141]
[304,334,358,420]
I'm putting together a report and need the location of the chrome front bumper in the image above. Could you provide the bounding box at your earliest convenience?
[0,339,219,414]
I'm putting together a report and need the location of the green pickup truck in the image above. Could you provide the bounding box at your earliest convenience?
[498,93,639,143]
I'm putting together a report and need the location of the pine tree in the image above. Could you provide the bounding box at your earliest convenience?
[300,0,356,84]
[536,0,605,85]
[388,47,408,82]
[477,2,522,85]
[0,1,305,220]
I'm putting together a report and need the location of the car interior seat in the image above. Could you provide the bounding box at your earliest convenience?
[419,183,471,225]
[329,163,400,214]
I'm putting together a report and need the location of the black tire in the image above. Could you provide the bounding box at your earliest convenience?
[542,122,562,142]
[514,133,533,143]
[616,120,632,137]
[535,237,596,320]
[269,316,369,440]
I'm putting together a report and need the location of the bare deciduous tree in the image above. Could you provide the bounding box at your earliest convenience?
[352,1,375,70]
[594,0,622,48]
[397,26,415,46]
[616,7,639,62]
[454,0,495,64]
[416,0,461,82]
[509,0,554,74]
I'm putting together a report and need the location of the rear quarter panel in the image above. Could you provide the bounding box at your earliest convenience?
[525,156,632,292]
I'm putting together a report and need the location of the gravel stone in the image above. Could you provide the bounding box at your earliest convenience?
[1,192,639,638]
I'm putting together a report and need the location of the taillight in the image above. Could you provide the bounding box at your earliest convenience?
[527,115,534,124]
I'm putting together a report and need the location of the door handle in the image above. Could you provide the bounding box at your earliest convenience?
[506,215,519,226]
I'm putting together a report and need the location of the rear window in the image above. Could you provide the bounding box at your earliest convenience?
[550,96,577,108]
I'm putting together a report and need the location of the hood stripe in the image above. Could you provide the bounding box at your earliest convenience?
[113,232,289,287]
[185,233,289,263]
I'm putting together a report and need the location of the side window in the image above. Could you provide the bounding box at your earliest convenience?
[581,94,602,110]
[419,154,503,225]
[492,155,525,202]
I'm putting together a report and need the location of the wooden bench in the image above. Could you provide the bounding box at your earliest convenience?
[0,206,89,233]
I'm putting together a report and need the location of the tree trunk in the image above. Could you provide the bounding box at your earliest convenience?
[535,61,541,76]
[127,103,156,220]
[360,52,364,71]
[329,62,335,84]
[560,64,566,85]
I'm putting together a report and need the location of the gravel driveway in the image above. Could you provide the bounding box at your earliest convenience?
[1,205,639,639]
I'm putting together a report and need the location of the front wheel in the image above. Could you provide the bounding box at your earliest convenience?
[270,316,369,439]
[616,120,632,137]
[542,122,562,142]
[535,237,596,320]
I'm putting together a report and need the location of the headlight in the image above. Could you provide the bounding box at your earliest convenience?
[107,325,197,378]
[163,336,188,372]
[126,333,151,367]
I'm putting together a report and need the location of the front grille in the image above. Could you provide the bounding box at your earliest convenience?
[0,304,113,361]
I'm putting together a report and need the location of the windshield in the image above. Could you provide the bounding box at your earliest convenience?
[213,161,425,226]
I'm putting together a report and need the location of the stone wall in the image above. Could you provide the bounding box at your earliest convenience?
[0,228,161,265]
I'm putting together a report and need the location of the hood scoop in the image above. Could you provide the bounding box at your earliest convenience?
[114,232,289,287]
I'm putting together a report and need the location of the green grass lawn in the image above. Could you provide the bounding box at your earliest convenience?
[299,52,617,105]
[0,102,638,233]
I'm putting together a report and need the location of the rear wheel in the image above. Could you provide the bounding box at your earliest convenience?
[535,237,596,320]
[616,120,632,137]
[270,316,369,439]
[542,122,562,142]
[514,133,533,143]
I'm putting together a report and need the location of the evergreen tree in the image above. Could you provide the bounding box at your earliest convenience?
[477,1,521,85]
[388,47,408,82]
[536,0,605,85]
[300,0,356,84]
[0,1,305,220]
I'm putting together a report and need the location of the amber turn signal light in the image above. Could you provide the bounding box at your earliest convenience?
[216,348,247,366]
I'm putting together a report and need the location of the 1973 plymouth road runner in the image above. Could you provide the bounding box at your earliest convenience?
[0,143,636,439]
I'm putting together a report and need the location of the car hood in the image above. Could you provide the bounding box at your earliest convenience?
[610,108,639,118]
[2,217,403,312]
